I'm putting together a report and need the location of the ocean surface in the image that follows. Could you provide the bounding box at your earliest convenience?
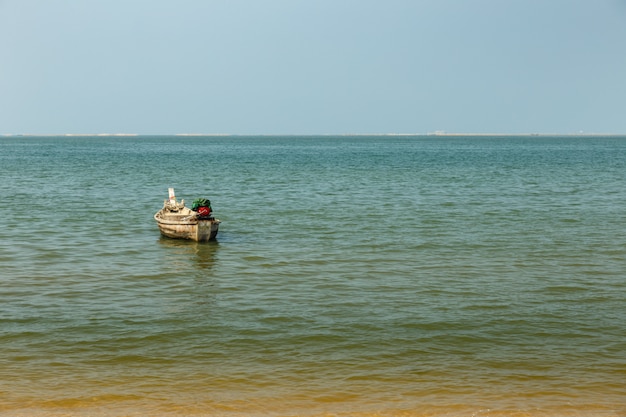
[1,135,625,417]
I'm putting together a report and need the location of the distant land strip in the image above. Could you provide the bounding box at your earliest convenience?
[2,132,626,137]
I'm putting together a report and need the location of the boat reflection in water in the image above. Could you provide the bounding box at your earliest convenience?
[158,236,219,271]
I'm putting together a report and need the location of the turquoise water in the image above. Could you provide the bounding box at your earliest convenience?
[1,135,625,416]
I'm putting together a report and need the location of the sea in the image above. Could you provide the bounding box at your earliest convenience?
[0,135,625,417]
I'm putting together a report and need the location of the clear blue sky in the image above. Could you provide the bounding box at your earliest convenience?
[1,0,625,135]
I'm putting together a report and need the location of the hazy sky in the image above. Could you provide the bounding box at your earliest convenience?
[1,0,625,135]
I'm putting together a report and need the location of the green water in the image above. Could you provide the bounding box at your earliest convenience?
[1,135,625,416]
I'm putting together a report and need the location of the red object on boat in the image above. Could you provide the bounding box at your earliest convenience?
[197,206,211,216]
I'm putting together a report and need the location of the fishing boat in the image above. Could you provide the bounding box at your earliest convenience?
[154,188,221,241]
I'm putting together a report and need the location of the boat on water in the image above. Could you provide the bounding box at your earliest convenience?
[154,188,221,242]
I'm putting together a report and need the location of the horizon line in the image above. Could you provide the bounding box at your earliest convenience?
[2,132,626,137]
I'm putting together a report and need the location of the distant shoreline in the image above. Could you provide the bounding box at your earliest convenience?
[2,132,626,137]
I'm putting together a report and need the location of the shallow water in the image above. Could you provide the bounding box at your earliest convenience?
[1,135,625,416]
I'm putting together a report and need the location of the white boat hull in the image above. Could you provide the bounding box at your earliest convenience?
[155,213,220,242]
